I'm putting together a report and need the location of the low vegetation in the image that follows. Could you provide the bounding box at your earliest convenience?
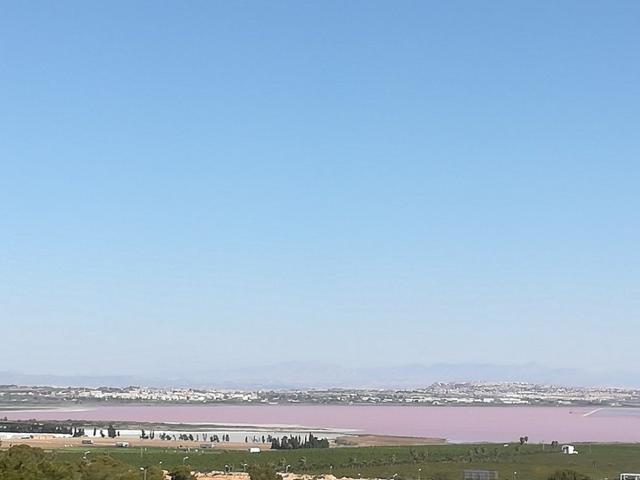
[3,442,640,479]
[0,445,165,480]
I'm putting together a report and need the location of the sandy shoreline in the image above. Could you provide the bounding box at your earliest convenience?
[335,434,446,446]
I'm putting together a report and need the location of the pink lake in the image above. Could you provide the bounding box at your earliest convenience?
[2,405,640,443]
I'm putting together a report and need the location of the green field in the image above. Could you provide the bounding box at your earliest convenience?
[52,443,640,480]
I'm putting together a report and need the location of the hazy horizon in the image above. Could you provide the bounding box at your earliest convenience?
[1,2,639,377]
[3,361,640,390]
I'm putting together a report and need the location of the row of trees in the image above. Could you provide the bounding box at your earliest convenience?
[0,420,122,438]
[154,432,232,442]
[91,426,118,438]
[1,420,324,447]
[270,433,330,450]
[0,420,73,435]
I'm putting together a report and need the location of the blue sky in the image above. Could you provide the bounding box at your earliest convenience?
[1,1,638,377]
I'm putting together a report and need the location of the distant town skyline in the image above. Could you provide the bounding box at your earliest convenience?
[1,1,639,376]
[3,379,640,404]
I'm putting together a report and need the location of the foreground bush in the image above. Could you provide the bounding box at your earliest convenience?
[548,470,592,480]
[248,464,281,480]
[169,465,196,480]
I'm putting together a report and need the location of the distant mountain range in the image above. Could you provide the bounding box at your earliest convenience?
[0,362,636,389]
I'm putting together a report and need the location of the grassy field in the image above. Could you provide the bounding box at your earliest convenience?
[52,443,640,480]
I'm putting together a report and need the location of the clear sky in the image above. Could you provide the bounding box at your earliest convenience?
[1,1,638,377]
